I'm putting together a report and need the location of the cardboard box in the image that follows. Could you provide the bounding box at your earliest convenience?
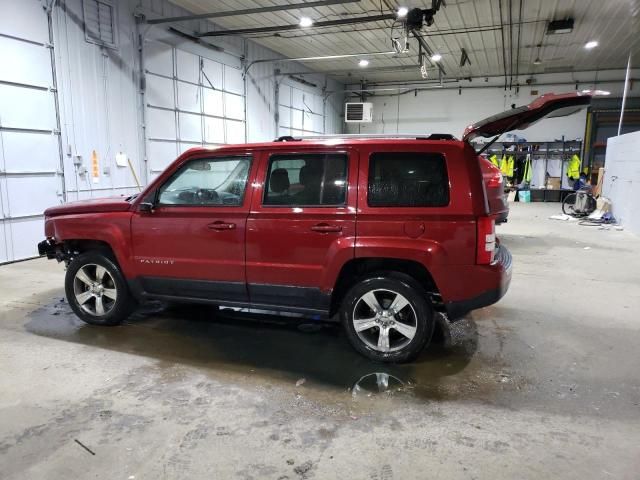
[547,177,561,189]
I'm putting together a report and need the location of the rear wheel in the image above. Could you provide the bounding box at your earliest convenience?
[65,251,135,326]
[562,192,577,216]
[341,273,434,363]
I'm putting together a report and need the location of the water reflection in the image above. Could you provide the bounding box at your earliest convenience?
[25,298,482,401]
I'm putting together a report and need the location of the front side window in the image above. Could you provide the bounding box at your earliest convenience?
[368,152,449,207]
[263,153,348,206]
[157,156,251,206]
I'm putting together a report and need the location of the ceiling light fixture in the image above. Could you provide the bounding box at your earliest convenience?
[584,40,598,49]
[533,57,542,65]
[358,59,369,67]
[397,6,409,18]
[299,17,313,27]
[431,53,442,62]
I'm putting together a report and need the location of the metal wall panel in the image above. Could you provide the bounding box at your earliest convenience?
[0,0,344,262]
[0,2,63,262]
[278,82,326,137]
[143,35,247,178]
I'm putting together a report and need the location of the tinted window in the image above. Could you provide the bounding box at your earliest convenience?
[157,156,251,206]
[264,153,348,206]
[368,152,449,207]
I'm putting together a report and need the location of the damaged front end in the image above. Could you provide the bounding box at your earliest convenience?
[37,238,78,265]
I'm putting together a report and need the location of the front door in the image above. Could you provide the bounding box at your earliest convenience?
[245,149,358,312]
[131,154,255,302]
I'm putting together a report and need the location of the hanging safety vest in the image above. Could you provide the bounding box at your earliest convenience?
[567,154,581,180]
[523,154,532,183]
[501,155,514,177]
[489,154,499,167]
[500,155,508,175]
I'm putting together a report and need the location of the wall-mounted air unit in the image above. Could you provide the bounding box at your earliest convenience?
[345,102,373,123]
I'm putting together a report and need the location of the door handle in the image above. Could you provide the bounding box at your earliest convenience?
[311,223,342,233]
[208,221,236,231]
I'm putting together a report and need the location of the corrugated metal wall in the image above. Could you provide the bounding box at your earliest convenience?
[0,0,344,263]
[0,1,64,262]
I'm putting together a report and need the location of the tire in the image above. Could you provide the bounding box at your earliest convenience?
[562,192,577,216]
[65,251,135,326]
[341,272,435,363]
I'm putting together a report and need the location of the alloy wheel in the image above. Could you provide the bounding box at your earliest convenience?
[352,288,418,353]
[73,264,118,316]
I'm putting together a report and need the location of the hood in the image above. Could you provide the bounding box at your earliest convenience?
[462,92,592,142]
[44,196,133,217]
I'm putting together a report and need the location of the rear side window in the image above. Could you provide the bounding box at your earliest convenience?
[263,153,348,206]
[368,152,449,207]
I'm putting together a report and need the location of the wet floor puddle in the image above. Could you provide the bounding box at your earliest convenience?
[23,297,525,407]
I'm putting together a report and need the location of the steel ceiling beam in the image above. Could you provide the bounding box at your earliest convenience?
[146,0,360,25]
[198,13,396,37]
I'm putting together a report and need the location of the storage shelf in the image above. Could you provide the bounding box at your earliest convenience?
[482,139,583,202]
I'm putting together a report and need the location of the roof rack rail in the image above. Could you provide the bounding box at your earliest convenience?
[273,133,457,141]
[273,135,302,142]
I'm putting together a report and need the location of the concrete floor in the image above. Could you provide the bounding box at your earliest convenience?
[1,202,639,479]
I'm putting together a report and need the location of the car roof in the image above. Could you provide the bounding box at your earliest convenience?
[183,136,466,155]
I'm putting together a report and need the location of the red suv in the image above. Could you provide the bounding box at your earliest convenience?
[38,93,590,362]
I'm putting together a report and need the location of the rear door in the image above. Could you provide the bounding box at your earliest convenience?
[463,92,592,142]
[130,153,256,302]
[245,148,358,313]
[356,142,478,268]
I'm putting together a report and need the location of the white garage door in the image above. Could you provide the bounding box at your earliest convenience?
[144,39,246,179]
[278,83,325,138]
[0,1,63,263]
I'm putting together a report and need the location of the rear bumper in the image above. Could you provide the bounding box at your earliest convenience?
[445,244,512,320]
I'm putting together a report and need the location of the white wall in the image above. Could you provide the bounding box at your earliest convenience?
[602,131,640,235]
[54,0,344,201]
[345,70,638,142]
[0,0,344,261]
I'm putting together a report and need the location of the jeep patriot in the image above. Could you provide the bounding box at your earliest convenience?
[38,92,591,362]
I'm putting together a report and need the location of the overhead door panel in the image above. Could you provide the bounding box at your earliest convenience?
[0,3,63,263]
[144,38,246,179]
[278,83,326,138]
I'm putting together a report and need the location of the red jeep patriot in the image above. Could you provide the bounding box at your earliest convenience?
[38,93,591,362]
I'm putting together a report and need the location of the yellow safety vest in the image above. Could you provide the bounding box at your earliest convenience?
[501,155,514,177]
[489,154,499,167]
[567,154,581,180]
[523,154,532,183]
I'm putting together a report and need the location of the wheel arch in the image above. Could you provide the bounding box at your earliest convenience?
[330,257,442,316]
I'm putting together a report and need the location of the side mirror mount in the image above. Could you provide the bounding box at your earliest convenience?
[139,202,154,213]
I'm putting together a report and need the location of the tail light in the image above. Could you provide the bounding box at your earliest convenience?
[477,216,496,264]
[486,169,503,188]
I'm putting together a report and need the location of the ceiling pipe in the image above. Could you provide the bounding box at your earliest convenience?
[515,0,522,90]
[146,0,359,25]
[508,0,514,90]
[243,50,401,77]
[278,65,421,76]
[498,0,508,90]
[198,13,396,37]
[339,69,637,87]
[618,53,633,135]
[336,78,633,97]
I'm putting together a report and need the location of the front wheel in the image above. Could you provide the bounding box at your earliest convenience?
[341,273,435,363]
[65,251,135,326]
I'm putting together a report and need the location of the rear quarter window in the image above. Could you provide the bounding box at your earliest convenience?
[368,152,449,207]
